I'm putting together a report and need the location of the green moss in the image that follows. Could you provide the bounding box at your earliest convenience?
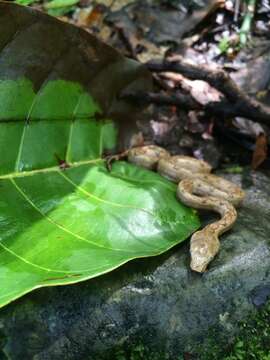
[197,301,270,360]
[0,330,8,360]
[97,342,173,360]
[104,301,270,360]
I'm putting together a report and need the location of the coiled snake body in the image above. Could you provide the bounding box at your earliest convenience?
[110,145,245,273]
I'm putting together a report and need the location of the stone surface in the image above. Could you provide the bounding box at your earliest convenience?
[0,171,269,360]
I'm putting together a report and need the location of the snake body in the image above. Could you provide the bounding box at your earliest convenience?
[125,145,245,273]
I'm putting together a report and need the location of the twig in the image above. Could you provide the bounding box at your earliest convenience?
[122,90,269,124]
[234,0,241,22]
[122,91,200,110]
[143,59,270,126]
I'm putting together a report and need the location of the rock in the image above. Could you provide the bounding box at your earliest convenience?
[250,285,270,308]
[0,171,269,360]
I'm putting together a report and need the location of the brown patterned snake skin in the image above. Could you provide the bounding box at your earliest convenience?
[115,145,245,273]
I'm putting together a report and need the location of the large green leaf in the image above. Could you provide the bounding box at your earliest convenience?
[0,2,200,308]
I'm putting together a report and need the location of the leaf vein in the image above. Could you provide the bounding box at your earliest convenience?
[10,178,145,253]
[110,171,175,191]
[58,170,155,216]
[14,44,70,172]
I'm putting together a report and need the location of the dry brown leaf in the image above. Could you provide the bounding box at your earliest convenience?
[182,79,222,105]
[160,71,222,104]
[137,41,169,63]
[75,7,93,27]
[84,4,106,28]
[252,133,268,170]
[150,120,172,138]
[129,131,144,147]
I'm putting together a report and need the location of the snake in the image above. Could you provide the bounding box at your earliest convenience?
[108,145,245,273]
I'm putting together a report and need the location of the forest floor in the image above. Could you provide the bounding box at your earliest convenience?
[17,0,270,171]
[10,0,270,358]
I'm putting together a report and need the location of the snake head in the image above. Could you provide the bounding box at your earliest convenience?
[190,228,220,273]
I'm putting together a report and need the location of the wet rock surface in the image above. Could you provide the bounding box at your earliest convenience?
[0,171,269,360]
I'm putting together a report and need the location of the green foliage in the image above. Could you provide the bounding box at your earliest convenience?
[0,78,199,309]
[218,36,231,54]
[106,343,172,360]
[223,302,270,360]
[15,0,37,5]
[44,0,79,16]
[198,301,270,360]
[0,3,199,308]
[14,0,79,16]
[47,6,76,16]
[44,0,79,9]
[223,166,244,174]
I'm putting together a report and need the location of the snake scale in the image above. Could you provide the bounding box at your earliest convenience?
[109,145,245,273]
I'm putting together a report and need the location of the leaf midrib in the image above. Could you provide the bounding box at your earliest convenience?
[0,158,103,179]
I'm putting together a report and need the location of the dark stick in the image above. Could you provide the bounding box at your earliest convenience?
[145,59,270,126]
[122,90,270,125]
[122,91,201,110]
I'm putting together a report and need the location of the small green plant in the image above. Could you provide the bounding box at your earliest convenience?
[218,36,231,54]
[198,301,270,360]
[223,302,270,360]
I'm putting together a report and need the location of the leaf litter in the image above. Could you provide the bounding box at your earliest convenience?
[13,0,270,168]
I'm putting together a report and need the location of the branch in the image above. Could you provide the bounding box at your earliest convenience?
[144,59,270,126]
[122,91,200,110]
[121,91,268,123]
